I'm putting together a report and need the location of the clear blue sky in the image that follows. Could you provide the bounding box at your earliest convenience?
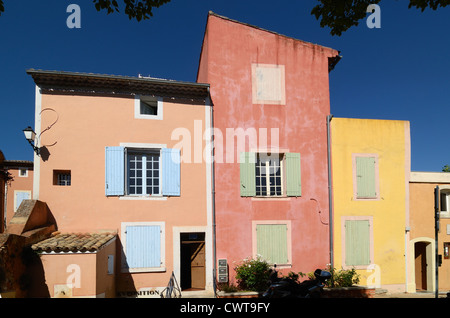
[0,0,449,172]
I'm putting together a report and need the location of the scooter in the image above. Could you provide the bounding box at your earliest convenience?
[262,265,331,298]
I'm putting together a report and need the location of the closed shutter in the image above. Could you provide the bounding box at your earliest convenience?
[356,157,376,198]
[286,153,301,197]
[256,224,288,264]
[15,191,30,212]
[126,225,161,268]
[345,220,370,266]
[105,146,125,196]
[162,148,181,196]
[240,152,256,197]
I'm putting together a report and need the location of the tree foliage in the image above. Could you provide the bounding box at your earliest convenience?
[312,0,450,36]
[92,0,171,21]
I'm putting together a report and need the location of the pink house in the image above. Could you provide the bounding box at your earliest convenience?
[197,12,340,281]
[26,70,214,297]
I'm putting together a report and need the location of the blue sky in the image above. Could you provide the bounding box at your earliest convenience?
[0,0,449,172]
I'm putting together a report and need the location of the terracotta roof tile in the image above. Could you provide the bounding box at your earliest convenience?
[32,232,116,253]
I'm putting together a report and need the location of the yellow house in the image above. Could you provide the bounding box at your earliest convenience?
[330,117,411,293]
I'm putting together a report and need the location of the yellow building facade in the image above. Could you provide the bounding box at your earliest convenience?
[331,117,411,293]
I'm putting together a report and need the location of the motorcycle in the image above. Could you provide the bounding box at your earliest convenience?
[262,265,331,298]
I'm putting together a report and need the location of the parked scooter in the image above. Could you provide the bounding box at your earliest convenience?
[262,265,331,298]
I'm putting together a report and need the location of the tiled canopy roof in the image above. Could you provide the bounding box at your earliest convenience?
[32,232,116,253]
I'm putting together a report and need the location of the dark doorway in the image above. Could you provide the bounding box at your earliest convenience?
[415,242,428,291]
[180,233,205,291]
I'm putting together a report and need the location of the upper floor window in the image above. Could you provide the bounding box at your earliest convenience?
[135,96,163,120]
[353,154,379,200]
[127,150,160,196]
[105,146,180,198]
[53,170,71,186]
[240,152,301,198]
[19,168,28,177]
[252,64,286,105]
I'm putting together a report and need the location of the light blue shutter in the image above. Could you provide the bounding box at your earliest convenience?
[15,191,30,211]
[126,225,161,268]
[286,153,301,196]
[162,148,181,196]
[105,146,125,196]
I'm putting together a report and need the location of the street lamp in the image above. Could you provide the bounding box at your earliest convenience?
[23,126,40,156]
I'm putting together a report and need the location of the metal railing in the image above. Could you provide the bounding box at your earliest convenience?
[161,271,181,298]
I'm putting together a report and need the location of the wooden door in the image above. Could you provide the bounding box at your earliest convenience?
[190,242,205,289]
[415,242,427,291]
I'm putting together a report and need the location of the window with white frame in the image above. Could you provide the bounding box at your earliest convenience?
[135,96,163,120]
[440,188,450,218]
[240,152,301,197]
[105,146,180,198]
[255,154,283,197]
[127,150,160,196]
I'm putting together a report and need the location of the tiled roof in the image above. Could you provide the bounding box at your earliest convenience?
[32,232,116,253]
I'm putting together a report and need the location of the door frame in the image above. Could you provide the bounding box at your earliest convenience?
[409,237,435,292]
[173,226,213,291]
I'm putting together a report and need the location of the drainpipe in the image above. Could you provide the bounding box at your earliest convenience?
[327,114,334,269]
[208,89,217,298]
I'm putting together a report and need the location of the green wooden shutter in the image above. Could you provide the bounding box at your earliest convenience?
[286,153,301,197]
[240,152,256,197]
[256,224,288,264]
[345,220,370,266]
[356,157,376,198]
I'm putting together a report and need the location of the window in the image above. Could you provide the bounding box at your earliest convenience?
[353,154,379,200]
[121,222,165,273]
[127,151,160,196]
[19,168,28,177]
[256,154,283,196]
[135,96,163,120]
[343,217,373,269]
[14,191,31,212]
[105,146,180,197]
[440,188,450,218]
[240,152,301,197]
[53,170,71,186]
[253,221,291,266]
[252,64,286,105]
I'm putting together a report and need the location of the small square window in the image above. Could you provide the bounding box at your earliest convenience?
[140,100,158,115]
[54,170,71,186]
[19,168,28,177]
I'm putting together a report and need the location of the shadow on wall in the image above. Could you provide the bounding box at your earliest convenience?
[115,237,138,298]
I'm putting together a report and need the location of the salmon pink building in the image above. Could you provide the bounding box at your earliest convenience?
[26,69,214,297]
[197,12,340,281]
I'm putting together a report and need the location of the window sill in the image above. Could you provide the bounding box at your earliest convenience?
[121,267,166,273]
[120,196,167,201]
[251,196,292,201]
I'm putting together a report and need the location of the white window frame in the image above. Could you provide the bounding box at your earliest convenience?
[19,168,28,177]
[440,186,450,218]
[120,143,167,201]
[121,221,166,273]
[14,190,31,212]
[255,153,284,197]
[127,150,161,197]
[134,95,163,120]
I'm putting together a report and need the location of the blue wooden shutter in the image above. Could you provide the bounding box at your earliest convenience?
[15,191,30,211]
[286,153,301,197]
[126,225,161,268]
[105,146,125,196]
[240,152,256,197]
[162,148,180,196]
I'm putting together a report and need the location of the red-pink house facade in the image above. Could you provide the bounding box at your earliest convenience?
[197,13,340,279]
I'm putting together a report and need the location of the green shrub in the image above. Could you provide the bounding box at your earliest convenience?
[325,267,360,288]
[233,256,272,292]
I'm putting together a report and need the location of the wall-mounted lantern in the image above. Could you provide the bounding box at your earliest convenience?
[23,126,40,156]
